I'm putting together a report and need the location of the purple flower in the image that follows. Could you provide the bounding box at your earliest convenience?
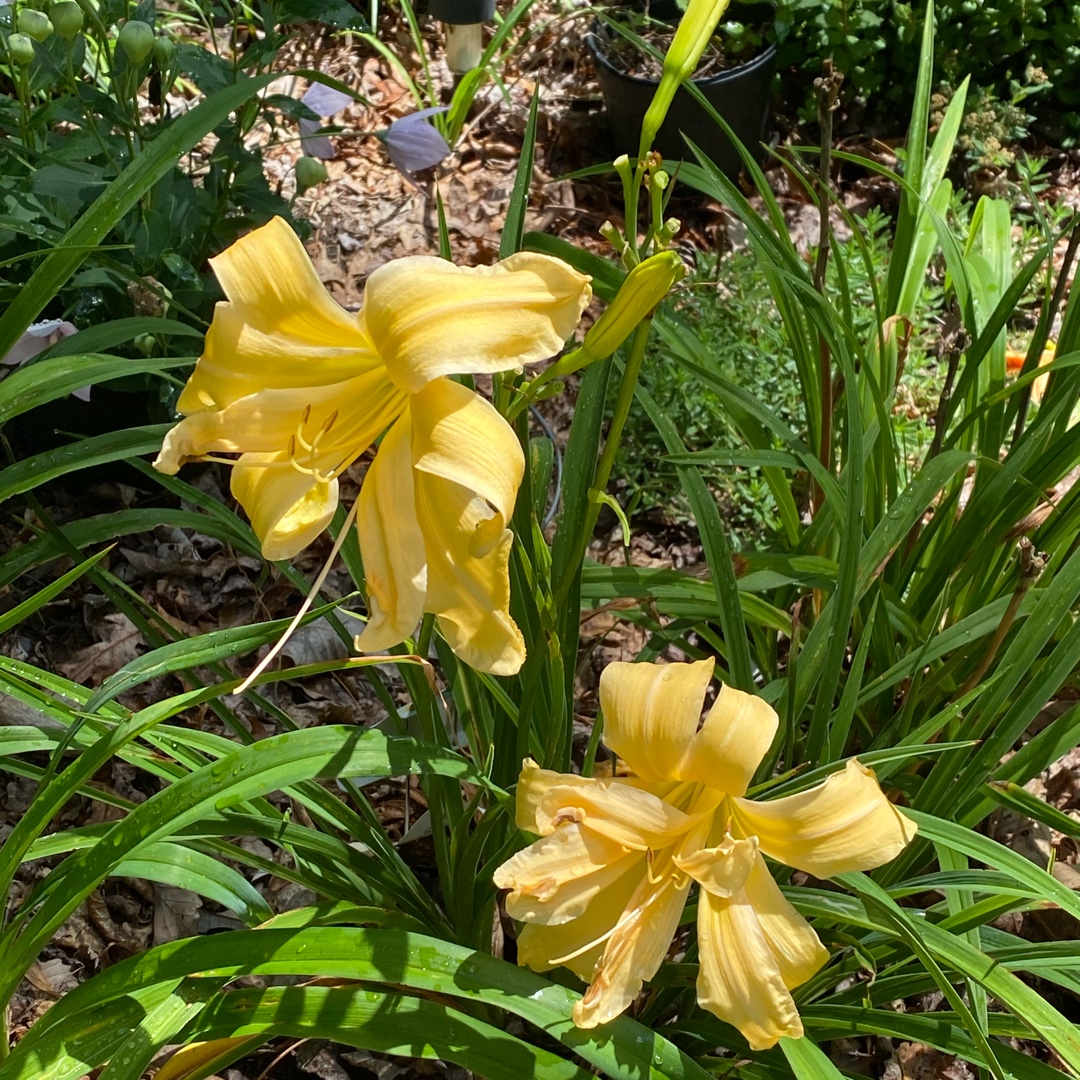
[383,107,451,176]
[299,82,354,160]
[1,320,90,400]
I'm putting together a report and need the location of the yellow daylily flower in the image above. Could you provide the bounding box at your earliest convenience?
[493,659,917,1049]
[155,217,591,675]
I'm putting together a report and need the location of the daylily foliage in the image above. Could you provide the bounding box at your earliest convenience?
[155,217,591,674]
[494,658,917,1049]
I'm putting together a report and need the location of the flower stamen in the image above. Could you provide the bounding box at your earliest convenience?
[548,877,674,966]
[288,411,344,484]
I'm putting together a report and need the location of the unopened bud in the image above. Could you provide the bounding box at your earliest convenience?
[153,35,175,67]
[8,32,36,64]
[295,155,329,191]
[49,1,84,40]
[118,20,155,64]
[639,0,728,158]
[581,250,685,361]
[17,8,53,41]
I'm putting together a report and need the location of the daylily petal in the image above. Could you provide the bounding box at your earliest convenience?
[354,414,428,654]
[410,378,526,675]
[536,778,698,850]
[574,872,689,1028]
[696,884,805,1051]
[600,658,716,783]
[675,833,758,898]
[516,758,585,834]
[230,452,338,561]
[678,681,779,796]
[362,252,591,393]
[742,853,829,990]
[732,759,918,879]
[180,217,378,412]
[155,369,406,475]
[493,822,639,925]
[410,376,523,521]
[516,859,644,983]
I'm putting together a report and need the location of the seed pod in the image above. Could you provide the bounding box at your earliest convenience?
[117,19,154,64]
[295,156,329,191]
[49,1,84,40]
[153,35,175,68]
[8,32,36,64]
[16,8,53,41]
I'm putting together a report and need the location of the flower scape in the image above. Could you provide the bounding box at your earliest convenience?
[494,658,918,1049]
[154,216,592,675]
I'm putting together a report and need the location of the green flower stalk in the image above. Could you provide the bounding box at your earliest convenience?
[637,0,731,161]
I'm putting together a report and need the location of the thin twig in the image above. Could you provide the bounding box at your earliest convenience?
[812,60,844,514]
[956,539,1041,698]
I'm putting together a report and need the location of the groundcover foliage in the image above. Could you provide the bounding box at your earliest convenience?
[2,0,1080,1078]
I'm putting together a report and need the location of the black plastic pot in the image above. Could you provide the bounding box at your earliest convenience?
[587,17,776,177]
[429,0,494,21]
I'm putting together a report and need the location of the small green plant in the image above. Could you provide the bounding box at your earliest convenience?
[775,0,1080,136]
[0,0,358,343]
[616,206,944,544]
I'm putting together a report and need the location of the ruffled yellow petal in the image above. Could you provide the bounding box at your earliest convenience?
[599,659,716,783]
[516,858,644,983]
[354,414,428,655]
[535,777,698,850]
[674,833,758,898]
[678,681,779,796]
[574,871,689,1028]
[362,252,592,393]
[155,369,405,475]
[732,759,918,879]
[600,660,777,794]
[180,217,379,412]
[410,377,526,675]
[515,757,582,834]
[742,853,829,990]
[695,884,805,1051]
[493,822,639,925]
[230,452,338,561]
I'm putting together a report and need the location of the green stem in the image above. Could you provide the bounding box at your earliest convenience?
[583,317,652,538]
[17,64,33,152]
[66,51,121,170]
[415,612,435,660]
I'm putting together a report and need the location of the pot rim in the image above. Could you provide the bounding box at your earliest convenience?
[586,20,777,88]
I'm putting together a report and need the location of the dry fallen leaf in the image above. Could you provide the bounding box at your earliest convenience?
[56,612,143,686]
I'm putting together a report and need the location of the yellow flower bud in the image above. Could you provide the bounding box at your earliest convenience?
[638,0,730,159]
[581,249,684,360]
